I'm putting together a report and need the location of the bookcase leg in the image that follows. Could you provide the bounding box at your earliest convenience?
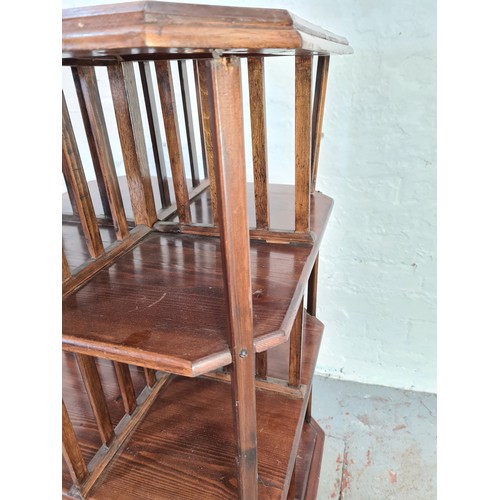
[204,55,258,500]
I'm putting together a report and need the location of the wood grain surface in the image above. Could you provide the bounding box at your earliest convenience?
[62,1,352,59]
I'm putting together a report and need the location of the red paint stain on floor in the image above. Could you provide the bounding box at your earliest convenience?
[388,470,398,484]
[365,449,372,466]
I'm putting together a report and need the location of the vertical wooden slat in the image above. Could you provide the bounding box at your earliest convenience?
[193,61,208,179]
[73,66,129,241]
[62,92,105,259]
[155,60,192,224]
[305,389,312,424]
[178,60,201,187]
[248,57,270,230]
[196,59,218,225]
[113,361,137,414]
[108,62,157,227]
[294,56,313,233]
[205,56,258,499]
[307,254,319,316]
[75,353,115,446]
[63,248,71,281]
[143,367,157,387]
[72,67,112,218]
[289,299,304,388]
[62,400,88,485]
[311,56,331,192]
[255,351,267,380]
[62,167,79,215]
[138,61,172,208]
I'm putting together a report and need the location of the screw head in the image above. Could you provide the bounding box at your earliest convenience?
[239,349,248,358]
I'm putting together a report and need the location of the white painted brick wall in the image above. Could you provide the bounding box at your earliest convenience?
[62,0,437,393]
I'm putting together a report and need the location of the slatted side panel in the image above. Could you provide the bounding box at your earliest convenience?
[294,56,313,233]
[311,55,331,192]
[138,61,172,209]
[62,399,88,487]
[62,92,105,259]
[155,60,192,224]
[248,57,270,230]
[72,66,129,241]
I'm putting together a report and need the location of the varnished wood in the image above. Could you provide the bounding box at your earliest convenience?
[154,221,313,244]
[108,62,157,227]
[248,57,269,230]
[311,55,330,192]
[75,353,115,446]
[196,59,218,224]
[205,56,258,498]
[138,61,172,208]
[294,56,312,232]
[62,166,79,215]
[193,61,208,178]
[305,389,312,424]
[255,351,267,380]
[62,400,88,486]
[62,249,71,281]
[113,361,137,414]
[63,224,151,299]
[178,60,201,187]
[75,373,172,498]
[143,368,157,387]
[72,66,112,219]
[155,60,192,223]
[87,314,324,499]
[72,66,130,241]
[62,2,353,59]
[289,302,304,387]
[62,93,105,259]
[307,254,319,316]
[62,191,333,376]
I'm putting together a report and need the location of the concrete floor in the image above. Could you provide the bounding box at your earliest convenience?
[312,376,436,500]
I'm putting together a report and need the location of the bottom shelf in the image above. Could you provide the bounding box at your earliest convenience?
[64,314,325,499]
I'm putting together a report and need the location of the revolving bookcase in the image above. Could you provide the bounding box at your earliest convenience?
[61,2,352,498]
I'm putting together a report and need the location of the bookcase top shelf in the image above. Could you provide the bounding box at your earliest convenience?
[62,0,353,61]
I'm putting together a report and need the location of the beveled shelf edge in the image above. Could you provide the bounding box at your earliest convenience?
[62,1,352,59]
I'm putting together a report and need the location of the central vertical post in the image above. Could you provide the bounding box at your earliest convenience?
[203,56,258,499]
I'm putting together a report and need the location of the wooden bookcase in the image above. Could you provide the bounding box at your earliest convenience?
[61,2,352,498]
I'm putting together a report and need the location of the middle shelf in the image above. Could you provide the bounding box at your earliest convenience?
[63,190,332,377]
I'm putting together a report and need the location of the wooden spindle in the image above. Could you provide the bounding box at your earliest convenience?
[62,248,71,281]
[307,254,319,316]
[205,56,258,499]
[72,67,112,219]
[178,60,201,187]
[311,56,330,192]
[108,62,157,227]
[62,400,88,486]
[62,92,105,259]
[289,300,304,388]
[255,351,268,380]
[196,59,218,225]
[62,166,79,215]
[305,389,312,423]
[143,367,157,387]
[294,56,313,233]
[193,61,208,179]
[113,361,137,414]
[72,66,129,241]
[138,61,172,208]
[75,353,115,446]
[248,57,270,230]
[155,60,192,224]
